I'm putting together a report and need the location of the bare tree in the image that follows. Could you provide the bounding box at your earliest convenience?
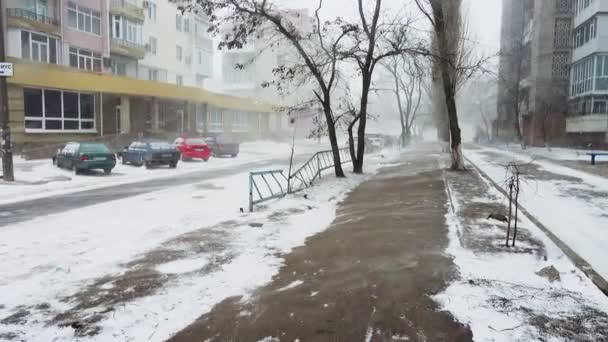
[176,0,359,177]
[415,0,466,169]
[341,1,427,173]
[382,55,425,146]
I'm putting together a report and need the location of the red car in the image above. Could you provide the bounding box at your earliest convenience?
[174,137,212,161]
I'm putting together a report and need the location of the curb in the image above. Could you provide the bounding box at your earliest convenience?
[465,155,608,297]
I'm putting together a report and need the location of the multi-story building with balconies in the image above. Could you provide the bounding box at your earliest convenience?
[1,0,277,154]
[497,0,573,146]
[567,0,608,148]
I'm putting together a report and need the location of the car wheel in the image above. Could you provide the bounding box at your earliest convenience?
[104,168,112,175]
[231,154,237,158]
[203,158,209,162]
[145,161,152,169]
[169,162,177,169]
[74,167,81,175]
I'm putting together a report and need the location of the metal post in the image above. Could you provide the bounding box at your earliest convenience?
[100,92,104,137]
[249,173,254,212]
[317,154,321,179]
[0,2,15,182]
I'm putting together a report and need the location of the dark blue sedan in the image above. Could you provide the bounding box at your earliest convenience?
[121,141,180,169]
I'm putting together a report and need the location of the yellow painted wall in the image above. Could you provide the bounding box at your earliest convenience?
[7,58,276,113]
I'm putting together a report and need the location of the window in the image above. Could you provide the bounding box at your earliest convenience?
[176,14,182,31]
[126,20,142,43]
[232,112,248,131]
[148,36,157,54]
[147,1,157,21]
[176,45,183,61]
[67,2,101,35]
[196,74,205,87]
[198,50,203,64]
[208,109,223,131]
[20,31,58,64]
[575,0,595,15]
[24,88,96,131]
[112,61,127,76]
[69,47,102,72]
[112,15,123,39]
[184,18,190,33]
[148,69,158,81]
[592,100,606,114]
[573,17,597,48]
[176,75,183,86]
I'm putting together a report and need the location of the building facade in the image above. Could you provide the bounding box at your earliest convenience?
[567,0,608,148]
[1,0,278,156]
[221,9,317,138]
[497,0,572,147]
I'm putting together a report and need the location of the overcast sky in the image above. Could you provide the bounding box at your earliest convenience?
[280,0,502,55]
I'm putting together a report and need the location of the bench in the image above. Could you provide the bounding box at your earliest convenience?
[587,152,608,165]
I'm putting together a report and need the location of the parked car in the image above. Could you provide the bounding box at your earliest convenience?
[204,135,240,158]
[54,142,116,175]
[174,137,212,161]
[122,141,180,168]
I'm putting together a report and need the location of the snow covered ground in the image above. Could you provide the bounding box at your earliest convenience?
[0,140,326,205]
[498,145,608,162]
[0,148,398,341]
[466,147,608,281]
[437,159,608,341]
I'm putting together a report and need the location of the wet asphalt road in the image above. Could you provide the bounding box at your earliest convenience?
[0,155,307,227]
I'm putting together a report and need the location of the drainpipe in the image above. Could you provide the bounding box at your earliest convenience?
[59,0,64,63]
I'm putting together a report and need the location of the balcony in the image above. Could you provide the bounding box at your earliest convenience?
[566,114,608,133]
[6,8,60,35]
[110,0,145,22]
[111,38,146,59]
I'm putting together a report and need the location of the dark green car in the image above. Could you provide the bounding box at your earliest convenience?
[54,142,117,175]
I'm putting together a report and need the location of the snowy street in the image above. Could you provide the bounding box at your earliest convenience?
[2,143,608,342]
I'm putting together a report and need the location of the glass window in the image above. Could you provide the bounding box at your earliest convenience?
[80,94,94,119]
[21,31,30,59]
[68,2,101,35]
[24,88,43,118]
[176,14,182,31]
[147,2,157,21]
[184,18,190,32]
[69,47,102,71]
[63,92,79,118]
[23,88,96,131]
[44,90,62,118]
[176,45,182,61]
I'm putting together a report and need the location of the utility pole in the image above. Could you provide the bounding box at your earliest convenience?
[0,0,14,181]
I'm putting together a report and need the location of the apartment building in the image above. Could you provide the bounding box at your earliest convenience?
[567,0,608,148]
[221,8,316,138]
[497,0,572,146]
[1,0,277,153]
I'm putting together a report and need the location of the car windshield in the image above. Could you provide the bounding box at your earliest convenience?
[79,144,111,154]
[149,142,173,150]
[186,139,206,145]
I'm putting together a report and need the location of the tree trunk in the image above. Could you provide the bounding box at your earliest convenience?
[393,75,407,147]
[433,2,465,170]
[324,104,345,178]
[354,77,371,174]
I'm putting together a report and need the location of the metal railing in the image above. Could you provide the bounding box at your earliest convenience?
[288,148,351,193]
[111,38,146,51]
[7,8,59,26]
[248,148,351,211]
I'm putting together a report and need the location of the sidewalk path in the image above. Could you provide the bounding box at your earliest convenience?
[170,145,471,342]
